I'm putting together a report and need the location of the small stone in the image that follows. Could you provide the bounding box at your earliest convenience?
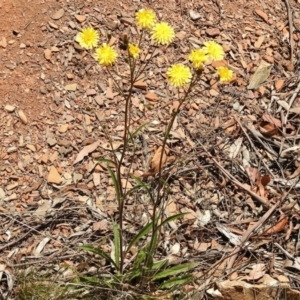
[66,73,74,80]
[51,46,59,52]
[7,146,17,153]
[44,49,52,60]
[206,28,220,37]
[73,173,83,183]
[65,83,77,91]
[40,152,48,164]
[47,166,62,184]
[222,44,231,52]
[105,21,118,30]
[47,137,57,147]
[26,144,36,152]
[48,22,58,29]
[95,95,103,106]
[68,21,76,29]
[40,86,47,94]
[0,37,7,48]
[0,188,6,199]
[51,8,64,20]
[6,183,18,191]
[86,89,97,96]
[120,17,134,25]
[4,105,15,112]
[189,10,202,21]
[263,55,274,63]
[18,110,27,124]
[20,43,26,49]
[210,89,219,96]
[133,80,147,90]
[58,124,69,133]
[145,92,159,102]
[275,79,285,92]
[75,15,86,23]
[57,139,71,147]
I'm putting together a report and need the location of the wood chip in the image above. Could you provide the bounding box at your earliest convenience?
[52,8,64,20]
[47,166,62,184]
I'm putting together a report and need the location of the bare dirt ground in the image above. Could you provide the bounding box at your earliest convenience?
[1,0,300,298]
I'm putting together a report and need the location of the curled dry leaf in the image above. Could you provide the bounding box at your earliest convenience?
[248,263,265,281]
[73,140,101,165]
[262,214,288,235]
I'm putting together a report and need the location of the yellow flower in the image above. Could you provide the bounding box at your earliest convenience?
[95,44,118,66]
[217,66,233,82]
[75,27,99,49]
[128,43,140,59]
[188,48,208,69]
[151,22,175,45]
[167,64,192,87]
[135,9,156,29]
[203,41,224,61]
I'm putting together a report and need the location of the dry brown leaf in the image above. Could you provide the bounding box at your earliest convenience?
[254,9,269,23]
[150,146,169,173]
[262,214,288,235]
[247,60,272,89]
[73,140,100,165]
[100,141,123,151]
[248,263,265,281]
[262,113,282,127]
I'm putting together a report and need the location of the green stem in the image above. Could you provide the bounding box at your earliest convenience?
[144,73,199,275]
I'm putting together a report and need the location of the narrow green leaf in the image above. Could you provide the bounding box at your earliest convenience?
[124,184,143,198]
[79,276,100,284]
[107,166,121,203]
[112,221,120,269]
[159,275,192,289]
[125,222,153,254]
[79,245,118,269]
[126,122,149,144]
[93,158,116,165]
[152,262,198,281]
[148,232,158,258]
[157,213,188,230]
[131,175,155,203]
[152,259,168,270]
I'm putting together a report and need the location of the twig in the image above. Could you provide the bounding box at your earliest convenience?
[225,183,294,272]
[283,0,295,64]
[233,115,275,178]
[197,140,269,207]
[281,79,300,155]
[225,202,279,273]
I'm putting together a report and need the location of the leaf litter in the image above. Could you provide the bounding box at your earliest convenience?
[1,0,300,298]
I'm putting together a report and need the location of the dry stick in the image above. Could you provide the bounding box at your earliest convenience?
[281,79,300,155]
[233,115,275,178]
[225,185,294,273]
[284,0,295,64]
[225,203,279,273]
[197,140,269,207]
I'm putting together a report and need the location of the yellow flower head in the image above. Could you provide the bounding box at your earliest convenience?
[128,43,140,59]
[203,41,224,61]
[75,27,99,49]
[135,9,156,30]
[188,48,208,69]
[167,64,192,87]
[95,44,118,66]
[217,66,233,82]
[151,22,175,45]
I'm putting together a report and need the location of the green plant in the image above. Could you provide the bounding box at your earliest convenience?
[75,8,233,297]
